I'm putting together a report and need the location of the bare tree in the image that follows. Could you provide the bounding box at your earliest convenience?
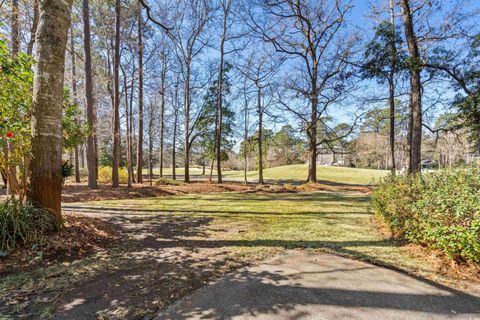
[28,0,74,221]
[248,0,356,183]
[236,45,282,184]
[169,0,211,183]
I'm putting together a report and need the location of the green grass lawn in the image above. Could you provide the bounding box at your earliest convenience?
[144,164,388,185]
[80,191,422,268]
[1,190,457,318]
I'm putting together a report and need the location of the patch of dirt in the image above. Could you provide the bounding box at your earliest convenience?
[0,213,118,276]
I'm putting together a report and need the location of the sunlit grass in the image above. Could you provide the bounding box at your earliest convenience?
[82,191,417,267]
[144,164,388,185]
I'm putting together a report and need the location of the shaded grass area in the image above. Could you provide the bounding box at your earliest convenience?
[144,164,388,185]
[0,191,463,319]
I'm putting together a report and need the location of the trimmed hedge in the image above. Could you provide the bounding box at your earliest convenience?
[373,166,480,263]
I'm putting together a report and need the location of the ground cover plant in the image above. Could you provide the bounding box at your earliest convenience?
[373,166,480,264]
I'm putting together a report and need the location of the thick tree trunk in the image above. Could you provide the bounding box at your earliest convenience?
[400,0,422,174]
[29,0,73,222]
[82,0,97,189]
[136,4,144,183]
[112,0,121,187]
[257,84,264,185]
[70,31,81,183]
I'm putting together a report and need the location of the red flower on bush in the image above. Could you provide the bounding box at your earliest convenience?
[6,132,14,139]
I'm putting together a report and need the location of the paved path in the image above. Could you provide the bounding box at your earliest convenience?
[158,251,480,320]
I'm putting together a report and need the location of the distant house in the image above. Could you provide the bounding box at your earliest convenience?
[315,147,351,167]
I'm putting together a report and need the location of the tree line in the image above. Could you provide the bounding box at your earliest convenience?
[0,0,479,224]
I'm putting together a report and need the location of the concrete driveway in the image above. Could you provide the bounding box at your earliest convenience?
[158,251,480,320]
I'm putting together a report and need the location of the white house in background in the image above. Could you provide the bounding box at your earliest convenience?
[314,147,351,166]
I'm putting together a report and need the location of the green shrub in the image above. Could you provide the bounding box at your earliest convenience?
[62,160,74,182]
[97,166,128,184]
[0,198,61,253]
[155,177,183,186]
[373,166,480,263]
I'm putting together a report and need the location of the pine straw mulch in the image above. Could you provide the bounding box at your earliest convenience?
[0,213,119,276]
[372,216,480,295]
[61,181,372,203]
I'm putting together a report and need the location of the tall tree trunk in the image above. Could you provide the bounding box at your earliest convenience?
[400,0,422,174]
[129,72,136,183]
[172,81,179,181]
[184,64,191,183]
[257,84,264,185]
[243,85,248,185]
[70,30,81,183]
[28,0,73,221]
[136,4,144,184]
[11,0,19,55]
[6,0,20,195]
[215,8,227,184]
[112,0,121,187]
[159,55,166,178]
[27,0,39,55]
[122,67,132,187]
[82,0,97,189]
[307,74,318,183]
[80,145,85,168]
[148,102,154,186]
[388,0,397,175]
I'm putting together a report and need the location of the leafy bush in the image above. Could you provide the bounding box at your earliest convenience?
[0,198,61,253]
[62,160,74,182]
[97,166,128,184]
[373,166,480,263]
